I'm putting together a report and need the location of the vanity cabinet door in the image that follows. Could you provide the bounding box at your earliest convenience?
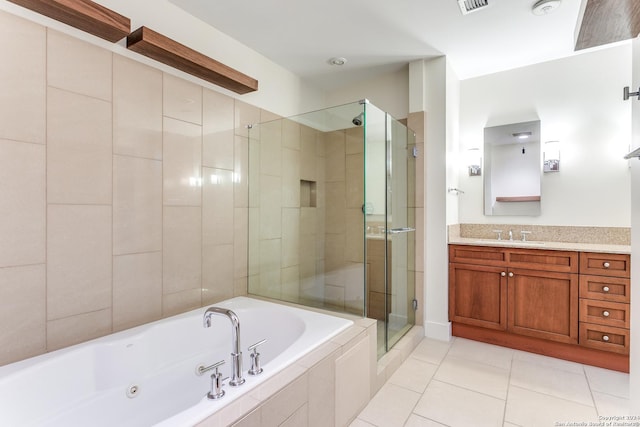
[449,263,507,330]
[507,268,579,344]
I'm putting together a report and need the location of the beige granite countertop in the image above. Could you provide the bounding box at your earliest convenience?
[448,236,631,254]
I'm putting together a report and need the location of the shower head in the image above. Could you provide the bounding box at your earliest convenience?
[352,112,364,126]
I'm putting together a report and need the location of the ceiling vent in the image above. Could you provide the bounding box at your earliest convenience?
[458,0,489,15]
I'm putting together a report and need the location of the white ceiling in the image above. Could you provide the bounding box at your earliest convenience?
[168,0,585,91]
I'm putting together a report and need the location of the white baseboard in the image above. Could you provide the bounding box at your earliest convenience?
[424,320,452,341]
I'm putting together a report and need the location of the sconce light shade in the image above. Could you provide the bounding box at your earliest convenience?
[543,140,560,172]
[466,148,482,176]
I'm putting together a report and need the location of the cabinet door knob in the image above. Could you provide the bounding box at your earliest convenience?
[603,262,610,268]
[602,335,610,342]
[602,286,610,292]
[602,311,610,317]
[508,272,514,277]
[501,272,506,277]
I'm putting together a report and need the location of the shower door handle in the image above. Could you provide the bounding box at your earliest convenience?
[388,227,415,234]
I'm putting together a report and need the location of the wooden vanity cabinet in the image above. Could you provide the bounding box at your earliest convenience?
[449,245,630,372]
[449,245,578,344]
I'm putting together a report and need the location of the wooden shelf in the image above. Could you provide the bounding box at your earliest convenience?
[7,0,130,42]
[127,26,258,95]
[575,0,640,51]
[495,196,541,202]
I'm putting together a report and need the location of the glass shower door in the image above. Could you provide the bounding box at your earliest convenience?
[385,116,416,349]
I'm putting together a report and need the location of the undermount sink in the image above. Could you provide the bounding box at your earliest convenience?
[475,239,546,246]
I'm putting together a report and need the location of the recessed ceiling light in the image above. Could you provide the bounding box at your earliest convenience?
[328,57,347,66]
[532,0,561,16]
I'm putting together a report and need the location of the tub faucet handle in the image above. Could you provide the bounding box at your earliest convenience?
[248,339,267,376]
[207,365,228,400]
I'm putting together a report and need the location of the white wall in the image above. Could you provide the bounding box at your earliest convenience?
[457,44,632,226]
[0,0,326,117]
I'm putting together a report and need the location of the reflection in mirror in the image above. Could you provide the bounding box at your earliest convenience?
[484,120,541,216]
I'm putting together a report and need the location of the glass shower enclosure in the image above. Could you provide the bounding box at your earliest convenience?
[247,100,416,357]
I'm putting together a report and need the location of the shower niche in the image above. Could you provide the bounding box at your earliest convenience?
[247,100,416,357]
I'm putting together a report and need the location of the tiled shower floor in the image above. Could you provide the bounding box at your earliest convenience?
[352,337,632,427]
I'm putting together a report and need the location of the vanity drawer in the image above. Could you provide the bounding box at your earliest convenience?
[579,299,629,329]
[579,323,629,354]
[449,245,507,266]
[507,249,578,273]
[579,275,630,303]
[579,252,630,278]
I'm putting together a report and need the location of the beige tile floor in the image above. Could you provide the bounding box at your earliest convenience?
[352,337,633,427]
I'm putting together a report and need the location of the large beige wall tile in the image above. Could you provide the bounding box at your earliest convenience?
[345,208,364,262]
[282,148,301,207]
[346,127,364,155]
[281,265,300,302]
[325,131,345,182]
[0,11,45,144]
[234,207,249,279]
[335,335,371,426]
[0,140,45,267]
[0,265,45,365]
[300,127,317,181]
[202,243,234,305]
[113,252,162,332]
[163,117,202,206]
[203,88,234,169]
[346,154,364,209]
[260,119,282,176]
[47,88,112,205]
[113,55,162,160]
[163,206,202,294]
[259,175,282,239]
[114,155,162,255]
[415,142,425,208]
[47,30,111,101]
[259,239,282,298]
[235,100,260,137]
[163,288,201,317]
[163,73,202,124]
[233,208,250,279]
[282,208,300,268]
[203,168,234,245]
[235,136,249,208]
[283,119,300,150]
[325,182,346,234]
[47,205,111,320]
[47,308,111,351]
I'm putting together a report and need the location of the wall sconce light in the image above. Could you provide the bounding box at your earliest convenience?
[543,140,560,172]
[466,148,482,176]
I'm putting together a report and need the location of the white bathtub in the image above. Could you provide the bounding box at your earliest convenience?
[0,297,353,427]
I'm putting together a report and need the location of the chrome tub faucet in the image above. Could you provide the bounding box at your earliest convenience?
[203,307,245,387]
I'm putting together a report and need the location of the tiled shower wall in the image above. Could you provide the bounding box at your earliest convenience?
[0,11,264,366]
[249,122,366,315]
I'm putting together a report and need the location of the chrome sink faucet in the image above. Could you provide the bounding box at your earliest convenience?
[203,307,245,386]
[508,230,513,241]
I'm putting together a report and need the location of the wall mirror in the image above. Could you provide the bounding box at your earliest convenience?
[484,120,541,216]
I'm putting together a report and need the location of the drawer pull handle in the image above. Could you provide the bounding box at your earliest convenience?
[501,272,506,277]
[602,311,610,317]
[508,272,514,278]
[602,286,610,293]
[603,262,610,268]
[602,335,610,342]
